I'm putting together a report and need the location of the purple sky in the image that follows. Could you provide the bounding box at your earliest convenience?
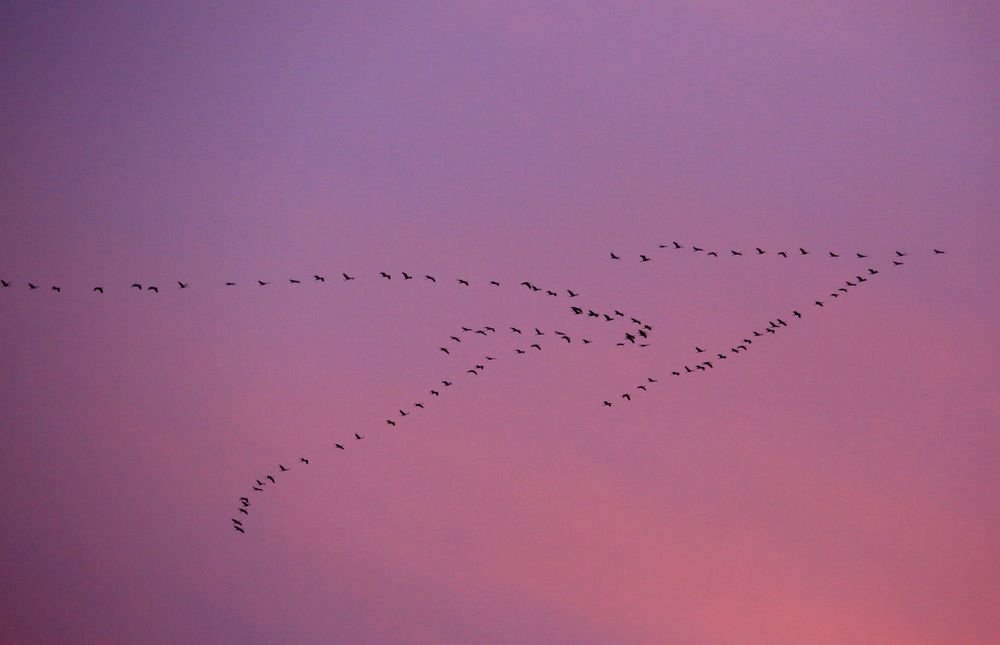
[2,2,999,643]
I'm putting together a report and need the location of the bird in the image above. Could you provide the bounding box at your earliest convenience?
[240,497,249,505]
[226,281,236,286]
[731,250,743,256]
[530,344,541,350]
[256,480,265,487]
[442,380,452,386]
[430,390,440,396]
[289,279,301,284]
[51,286,61,292]
[238,508,248,515]
[545,290,557,296]
[252,486,263,492]
[387,420,396,426]
[147,286,158,293]
[893,260,904,266]
[232,519,243,526]
[342,273,355,281]
[266,475,275,484]
[707,251,718,257]
[450,336,461,343]
[511,327,522,334]
[257,280,268,286]
[637,385,647,391]
[934,249,945,254]
[896,251,907,257]
[131,283,141,289]
[603,400,612,407]
[399,409,408,416]
[484,326,496,333]
[490,280,500,286]
[581,338,591,344]
[314,275,325,282]
[672,371,681,376]
[278,464,288,472]
[402,272,413,280]
[439,347,450,354]
[672,241,683,249]
[425,275,436,282]
[515,349,525,354]
[793,311,802,318]
[856,253,867,258]
[355,433,363,440]
[640,255,651,262]
[335,444,345,450]
[178,281,189,288]
[625,333,635,344]
[234,526,245,533]
[380,272,391,279]
[692,246,703,252]
[535,328,545,336]
[622,393,631,401]
[799,248,809,255]
[695,346,705,353]
[467,369,478,375]
[457,279,469,286]
[0,280,8,287]
[299,457,309,464]
[588,310,599,317]
[567,290,578,297]
[414,403,424,409]
[756,248,765,255]
[829,251,840,257]
[475,330,487,336]
[815,300,824,307]
[647,377,658,383]
[603,314,613,321]
[777,251,788,257]
[610,252,620,260]
[561,335,571,343]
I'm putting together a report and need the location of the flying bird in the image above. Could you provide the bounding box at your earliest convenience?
[93,286,104,293]
[425,275,436,282]
[402,272,412,280]
[51,286,61,292]
[387,420,396,426]
[147,286,158,293]
[511,327,522,334]
[640,255,651,262]
[490,280,500,286]
[289,279,301,284]
[622,393,631,401]
[567,290,578,297]
[530,344,541,350]
[300,457,309,464]
[279,464,288,472]
[756,248,765,255]
[343,273,355,281]
[439,347,450,354]
[695,346,705,353]
[355,433,363,440]
[799,248,809,255]
[131,283,141,289]
[610,252,620,260]
[380,272,391,279]
[238,508,248,515]
[829,251,840,257]
[0,280,8,287]
[257,280,268,286]
[603,401,612,407]
[266,475,275,484]
[178,281,189,288]
[314,275,325,282]
[457,279,469,286]
[934,249,945,254]
[777,251,788,257]
[226,281,236,286]
[335,444,345,450]
[731,250,743,256]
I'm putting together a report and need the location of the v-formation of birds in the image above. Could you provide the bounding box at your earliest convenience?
[0,244,946,534]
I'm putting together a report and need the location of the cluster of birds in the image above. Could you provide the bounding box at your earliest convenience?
[610,244,945,261]
[188,249,944,533]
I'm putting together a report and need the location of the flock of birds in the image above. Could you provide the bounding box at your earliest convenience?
[0,242,946,535]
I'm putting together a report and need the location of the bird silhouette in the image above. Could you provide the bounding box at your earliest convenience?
[610,252,620,260]
[510,327,522,334]
[252,486,263,492]
[414,403,425,409]
[934,249,945,254]
[637,385,647,391]
[647,377,658,383]
[756,248,765,255]
[399,409,408,416]
[457,279,469,286]
[731,250,743,256]
[257,280,268,286]
[278,464,288,472]
[515,349,525,354]
[707,251,718,257]
[622,393,631,401]
[335,444,345,450]
[672,241,683,249]
[450,336,461,343]
[692,246,704,252]
[234,526,245,533]
[430,390,440,396]
[467,369,478,375]
[896,251,907,257]
[289,279,301,284]
[603,400,612,407]
[856,253,867,258]
[380,272,391,279]
[387,420,396,426]
[695,346,705,353]
[131,283,141,289]
[777,251,788,257]
[0,280,8,287]
[232,519,243,526]
[815,301,824,307]
[343,273,355,281]
[640,255,651,262]
[355,433,363,440]
[893,260,904,266]
[92,286,104,293]
[567,290,579,297]
[439,347,450,354]
[178,281,189,288]
[147,286,158,293]
[490,280,500,286]
[266,475,275,484]
[226,281,236,286]
[484,326,496,333]
[299,457,309,464]
[238,508,248,515]
[829,251,839,257]
[530,343,541,350]
[51,286,60,292]
[535,328,545,335]
[402,272,412,280]
[793,310,802,318]
[314,275,325,282]
[256,480,265,486]
[442,380,452,386]
[799,248,809,255]
[424,275,436,282]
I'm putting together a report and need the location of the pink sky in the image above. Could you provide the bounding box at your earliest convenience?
[2,2,998,643]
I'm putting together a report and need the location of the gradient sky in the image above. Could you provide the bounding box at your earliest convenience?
[2,2,999,644]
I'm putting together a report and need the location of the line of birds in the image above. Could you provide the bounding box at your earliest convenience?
[232,330,557,532]
[599,259,918,405]
[610,245,944,261]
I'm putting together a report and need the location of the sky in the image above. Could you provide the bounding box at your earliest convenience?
[1,2,999,643]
